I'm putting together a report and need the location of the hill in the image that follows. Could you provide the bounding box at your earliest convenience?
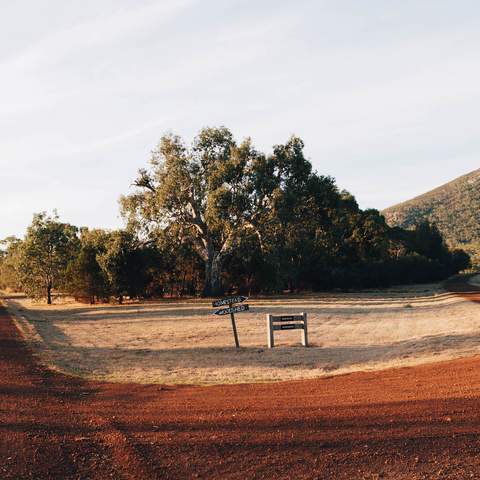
[383,168,480,265]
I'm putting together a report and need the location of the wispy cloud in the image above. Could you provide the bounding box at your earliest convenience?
[0,0,198,118]
[67,117,171,157]
[1,0,197,73]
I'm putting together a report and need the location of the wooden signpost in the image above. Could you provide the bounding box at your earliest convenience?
[214,304,249,315]
[267,312,308,348]
[212,296,248,308]
[212,296,249,348]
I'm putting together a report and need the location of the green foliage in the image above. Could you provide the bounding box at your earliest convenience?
[18,212,79,304]
[64,229,110,303]
[0,236,23,291]
[150,226,203,297]
[64,228,161,303]
[96,230,154,303]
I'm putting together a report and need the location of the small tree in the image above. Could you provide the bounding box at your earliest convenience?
[19,212,79,304]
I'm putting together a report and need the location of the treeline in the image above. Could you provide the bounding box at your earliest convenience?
[0,127,471,303]
[0,216,164,304]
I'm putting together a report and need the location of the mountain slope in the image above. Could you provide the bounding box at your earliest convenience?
[383,168,480,248]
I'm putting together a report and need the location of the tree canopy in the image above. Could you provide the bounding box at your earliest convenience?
[119,127,470,296]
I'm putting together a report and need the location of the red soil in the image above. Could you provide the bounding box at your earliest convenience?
[2,282,480,479]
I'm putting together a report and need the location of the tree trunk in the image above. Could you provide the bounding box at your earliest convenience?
[47,283,52,305]
[180,271,187,297]
[203,252,223,297]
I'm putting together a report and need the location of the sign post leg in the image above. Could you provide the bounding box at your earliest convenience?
[301,312,308,347]
[229,304,240,348]
[267,314,274,348]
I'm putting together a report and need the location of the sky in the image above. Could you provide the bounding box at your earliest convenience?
[1,0,480,239]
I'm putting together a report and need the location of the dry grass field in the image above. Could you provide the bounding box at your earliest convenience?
[4,277,480,385]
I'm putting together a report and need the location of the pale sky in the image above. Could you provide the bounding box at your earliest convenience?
[1,0,479,238]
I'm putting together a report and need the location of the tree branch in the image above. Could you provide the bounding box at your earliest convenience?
[133,170,156,193]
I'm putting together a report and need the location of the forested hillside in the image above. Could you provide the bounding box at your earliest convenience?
[383,169,480,266]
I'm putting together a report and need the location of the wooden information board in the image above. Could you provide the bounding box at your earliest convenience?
[267,313,308,348]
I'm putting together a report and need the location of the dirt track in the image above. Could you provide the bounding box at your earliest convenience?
[3,284,480,479]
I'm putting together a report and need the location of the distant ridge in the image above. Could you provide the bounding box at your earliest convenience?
[383,169,480,260]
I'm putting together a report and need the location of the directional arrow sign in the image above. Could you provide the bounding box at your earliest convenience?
[214,304,249,316]
[212,296,248,308]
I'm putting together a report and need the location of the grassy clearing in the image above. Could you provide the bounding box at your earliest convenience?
[5,279,480,385]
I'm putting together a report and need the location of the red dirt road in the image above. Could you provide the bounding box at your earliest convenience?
[3,288,480,479]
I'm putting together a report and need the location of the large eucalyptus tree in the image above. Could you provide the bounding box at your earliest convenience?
[121,127,265,296]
